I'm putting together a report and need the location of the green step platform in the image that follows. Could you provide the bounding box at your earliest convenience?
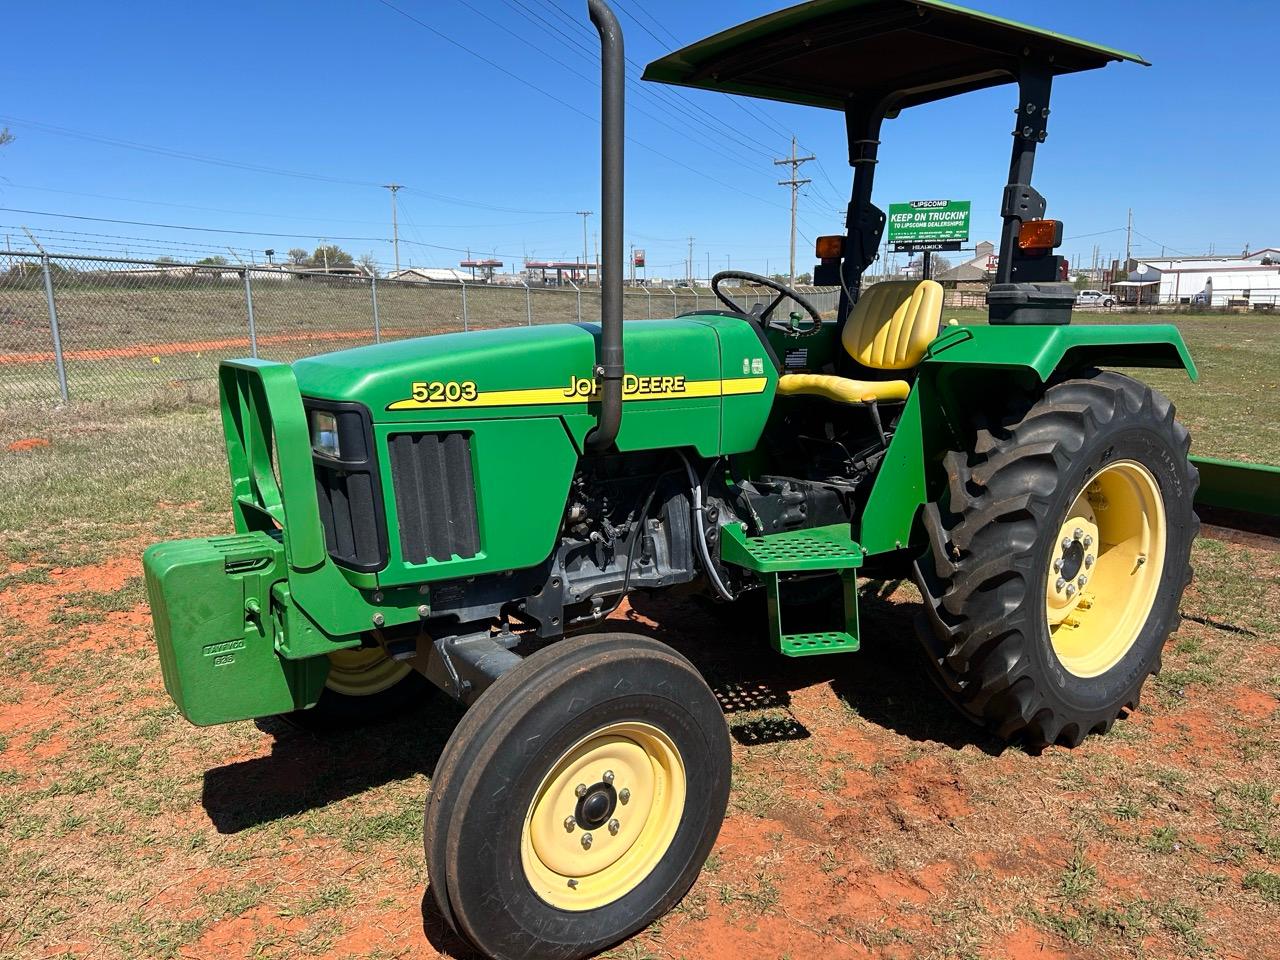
[719,523,864,657]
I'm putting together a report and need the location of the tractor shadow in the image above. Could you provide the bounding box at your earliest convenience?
[624,579,1008,756]
[200,694,463,835]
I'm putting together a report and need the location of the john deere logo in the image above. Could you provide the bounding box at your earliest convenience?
[563,374,688,398]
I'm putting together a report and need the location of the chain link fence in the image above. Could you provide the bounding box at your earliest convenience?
[0,251,838,410]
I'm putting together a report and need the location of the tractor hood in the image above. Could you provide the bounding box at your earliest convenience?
[289,316,778,456]
[293,323,597,418]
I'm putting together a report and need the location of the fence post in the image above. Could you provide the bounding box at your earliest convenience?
[645,285,651,319]
[460,280,469,332]
[668,286,678,316]
[370,275,381,343]
[39,254,69,404]
[524,280,533,326]
[570,281,582,322]
[693,287,700,311]
[242,268,258,358]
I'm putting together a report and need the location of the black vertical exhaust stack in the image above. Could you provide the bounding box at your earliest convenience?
[586,0,625,452]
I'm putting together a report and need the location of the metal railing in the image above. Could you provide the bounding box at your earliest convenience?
[0,251,838,410]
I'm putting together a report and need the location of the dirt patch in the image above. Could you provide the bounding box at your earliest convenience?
[4,437,50,452]
[0,327,422,366]
[0,543,1276,960]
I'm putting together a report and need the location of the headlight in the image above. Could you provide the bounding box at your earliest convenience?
[310,410,340,459]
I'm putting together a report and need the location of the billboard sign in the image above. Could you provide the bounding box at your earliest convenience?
[633,248,646,268]
[888,200,970,252]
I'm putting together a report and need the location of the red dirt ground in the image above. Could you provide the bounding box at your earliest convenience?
[0,328,422,366]
[0,538,1277,960]
[3,437,50,452]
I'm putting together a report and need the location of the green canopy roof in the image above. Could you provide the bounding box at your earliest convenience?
[642,0,1147,112]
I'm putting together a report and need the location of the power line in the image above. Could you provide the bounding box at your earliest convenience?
[613,0,798,142]
[479,0,779,175]
[0,114,575,217]
[375,0,788,213]
[0,206,392,243]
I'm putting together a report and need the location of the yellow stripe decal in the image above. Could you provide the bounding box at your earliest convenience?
[387,375,768,412]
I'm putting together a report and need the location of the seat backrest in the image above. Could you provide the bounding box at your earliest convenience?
[840,279,943,371]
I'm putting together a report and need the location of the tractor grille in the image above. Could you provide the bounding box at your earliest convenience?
[388,431,481,564]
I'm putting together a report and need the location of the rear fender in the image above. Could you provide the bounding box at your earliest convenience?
[856,324,1197,556]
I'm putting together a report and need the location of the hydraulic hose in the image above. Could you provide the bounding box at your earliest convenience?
[680,452,736,602]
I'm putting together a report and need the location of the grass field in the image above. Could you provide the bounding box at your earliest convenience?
[0,310,1276,960]
[0,279,773,408]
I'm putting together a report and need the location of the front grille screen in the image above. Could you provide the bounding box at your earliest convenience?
[388,431,481,564]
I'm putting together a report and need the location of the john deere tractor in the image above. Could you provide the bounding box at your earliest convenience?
[145,2,1204,957]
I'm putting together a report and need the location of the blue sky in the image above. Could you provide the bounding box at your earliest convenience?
[0,1,1275,277]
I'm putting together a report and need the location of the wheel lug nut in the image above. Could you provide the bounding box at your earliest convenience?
[1053,558,1064,572]
[608,819,620,835]
[602,770,615,785]
[1061,538,1072,551]
[1073,528,1084,540]
[619,788,630,804]
[1078,576,1087,588]
[581,833,593,849]
[1066,584,1076,597]
[575,783,588,798]
[1084,554,1094,568]
[1083,535,1093,548]
[564,816,576,832]
[1055,577,1066,592]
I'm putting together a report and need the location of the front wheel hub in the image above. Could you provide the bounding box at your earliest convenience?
[521,722,686,911]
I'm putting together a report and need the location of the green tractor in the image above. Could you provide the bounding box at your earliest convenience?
[146,1,1205,957]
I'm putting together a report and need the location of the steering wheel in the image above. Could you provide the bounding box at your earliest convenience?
[710,270,824,338]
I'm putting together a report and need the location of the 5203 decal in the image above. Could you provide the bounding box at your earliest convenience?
[410,380,478,403]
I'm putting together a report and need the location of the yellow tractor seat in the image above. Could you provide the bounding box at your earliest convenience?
[776,279,943,405]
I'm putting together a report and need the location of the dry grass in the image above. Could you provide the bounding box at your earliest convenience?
[0,313,1276,959]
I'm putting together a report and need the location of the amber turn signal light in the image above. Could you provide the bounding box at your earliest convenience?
[815,235,845,259]
[1017,219,1063,251]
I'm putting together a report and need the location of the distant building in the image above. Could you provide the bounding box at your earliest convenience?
[1130,251,1280,307]
[386,267,472,283]
[936,240,996,285]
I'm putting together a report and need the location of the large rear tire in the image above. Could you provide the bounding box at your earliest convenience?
[915,370,1198,748]
[424,632,730,960]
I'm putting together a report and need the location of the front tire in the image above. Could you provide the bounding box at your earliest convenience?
[915,370,1198,748]
[425,632,730,960]
[287,646,425,730]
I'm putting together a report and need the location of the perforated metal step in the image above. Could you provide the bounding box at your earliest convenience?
[779,631,861,657]
[720,523,864,573]
[718,523,863,658]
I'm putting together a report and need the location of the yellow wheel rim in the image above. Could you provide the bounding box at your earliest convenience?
[520,722,686,912]
[325,647,410,697]
[1046,460,1167,678]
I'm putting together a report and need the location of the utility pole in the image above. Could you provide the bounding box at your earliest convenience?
[1125,207,1133,269]
[383,184,403,274]
[629,243,635,286]
[577,211,592,285]
[706,251,710,284]
[319,238,330,274]
[687,236,694,286]
[774,136,814,285]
